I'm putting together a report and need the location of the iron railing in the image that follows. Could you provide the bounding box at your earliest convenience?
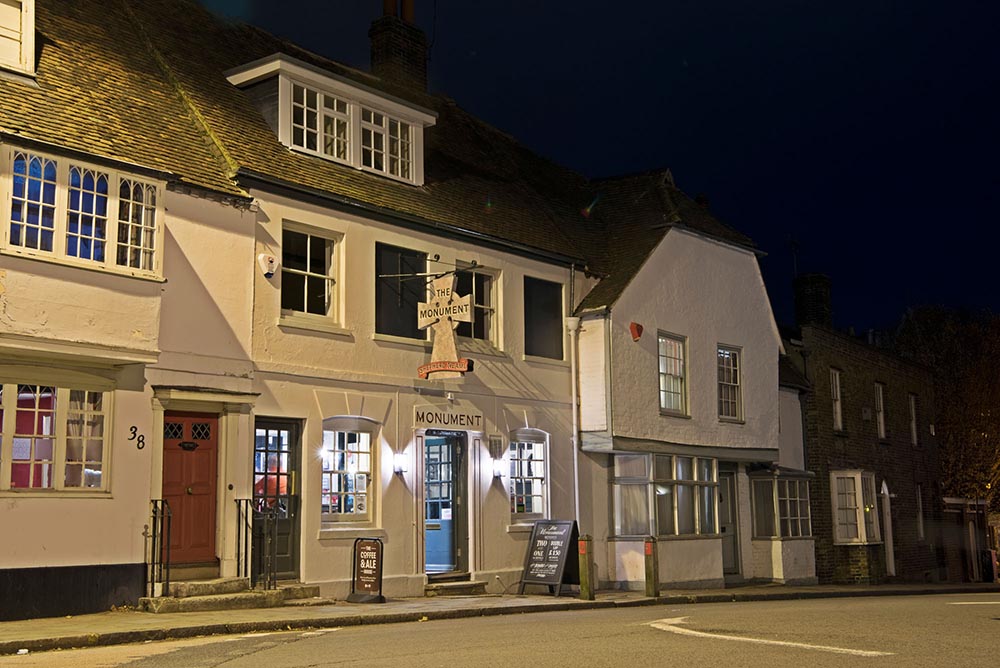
[144,499,172,597]
[236,499,278,590]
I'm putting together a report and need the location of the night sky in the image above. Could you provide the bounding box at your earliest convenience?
[201,1,1000,332]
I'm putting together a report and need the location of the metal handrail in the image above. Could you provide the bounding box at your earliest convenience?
[236,499,278,590]
[144,499,172,597]
[235,498,253,580]
[258,508,278,590]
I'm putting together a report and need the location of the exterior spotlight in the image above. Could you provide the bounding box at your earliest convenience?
[393,452,408,475]
[492,458,504,479]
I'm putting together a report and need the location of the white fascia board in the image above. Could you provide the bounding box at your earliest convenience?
[225,54,437,127]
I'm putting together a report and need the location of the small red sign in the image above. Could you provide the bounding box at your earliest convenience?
[578,541,587,555]
[644,541,654,556]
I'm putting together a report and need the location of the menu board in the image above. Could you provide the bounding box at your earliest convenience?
[347,537,385,603]
[518,520,579,596]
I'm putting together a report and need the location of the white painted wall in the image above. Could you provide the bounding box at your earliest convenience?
[609,229,780,451]
[778,387,805,470]
[751,539,817,584]
[578,316,608,432]
[610,538,724,588]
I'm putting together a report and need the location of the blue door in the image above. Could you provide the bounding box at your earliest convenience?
[424,434,463,573]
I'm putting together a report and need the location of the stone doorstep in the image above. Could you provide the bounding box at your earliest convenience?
[171,578,250,599]
[278,584,322,600]
[423,580,488,597]
[140,590,286,614]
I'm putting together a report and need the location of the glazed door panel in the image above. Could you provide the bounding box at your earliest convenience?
[253,420,301,580]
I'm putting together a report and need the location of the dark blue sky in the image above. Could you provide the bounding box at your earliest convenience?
[203,0,1000,332]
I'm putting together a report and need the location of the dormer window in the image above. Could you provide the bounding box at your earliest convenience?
[227,55,436,186]
[0,0,34,76]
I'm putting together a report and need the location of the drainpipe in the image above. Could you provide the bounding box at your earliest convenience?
[566,315,582,532]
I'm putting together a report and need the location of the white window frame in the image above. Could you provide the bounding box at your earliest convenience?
[612,453,718,538]
[908,393,919,446]
[831,470,881,544]
[0,0,34,76]
[831,368,843,431]
[282,77,425,185]
[508,431,548,521]
[0,372,113,494]
[0,146,164,279]
[657,332,687,416]
[279,222,341,326]
[874,382,887,440]
[752,477,813,538]
[717,345,743,421]
[320,421,377,523]
[455,261,498,346]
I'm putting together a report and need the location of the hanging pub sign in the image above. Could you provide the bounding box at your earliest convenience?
[347,537,385,603]
[417,274,474,380]
[518,520,580,596]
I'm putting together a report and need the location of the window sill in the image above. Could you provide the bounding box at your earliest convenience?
[318,526,388,542]
[0,489,112,498]
[833,540,883,547]
[833,429,849,437]
[751,535,815,542]
[506,522,537,534]
[609,534,721,542]
[718,417,745,425]
[278,313,352,337]
[373,332,431,350]
[659,410,691,420]
[0,248,165,283]
[522,353,569,368]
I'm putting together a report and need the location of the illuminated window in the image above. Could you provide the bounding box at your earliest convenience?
[320,430,372,521]
[658,333,686,415]
[509,439,546,518]
[612,454,717,537]
[3,147,162,277]
[0,382,109,492]
[831,470,880,544]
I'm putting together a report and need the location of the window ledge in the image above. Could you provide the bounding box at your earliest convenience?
[833,540,883,547]
[0,490,112,498]
[752,536,815,542]
[718,417,745,425]
[659,410,691,420]
[506,522,537,534]
[833,429,850,437]
[373,332,431,350]
[609,534,721,542]
[0,248,165,283]
[278,313,352,337]
[522,353,569,368]
[318,526,388,542]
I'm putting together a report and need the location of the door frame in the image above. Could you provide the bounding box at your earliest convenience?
[420,429,470,574]
[162,410,219,564]
[719,470,741,575]
[252,417,302,581]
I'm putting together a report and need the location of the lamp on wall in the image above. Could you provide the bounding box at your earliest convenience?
[393,451,408,475]
[489,435,505,479]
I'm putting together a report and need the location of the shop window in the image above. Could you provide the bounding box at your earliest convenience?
[509,438,547,519]
[375,242,427,339]
[612,453,717,537]
[320,429,372,521]
[0,381,109,492]
[523,276,563,360]
[752,477,812,538]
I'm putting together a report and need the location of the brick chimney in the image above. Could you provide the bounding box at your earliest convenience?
[369,0,428,92]
[794,273,833,328]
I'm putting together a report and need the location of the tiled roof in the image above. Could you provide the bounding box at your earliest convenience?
[575,170,757,313]
[1,0,757,297]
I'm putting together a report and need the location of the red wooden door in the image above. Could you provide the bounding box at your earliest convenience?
[162,412,218,564]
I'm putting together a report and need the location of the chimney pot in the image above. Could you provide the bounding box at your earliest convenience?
[401,0,416,23]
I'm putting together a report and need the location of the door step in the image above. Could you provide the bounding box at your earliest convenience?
[424,580,488,597]
[140,580,325,613]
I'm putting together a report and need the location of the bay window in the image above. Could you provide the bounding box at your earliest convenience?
[613,453,717,537]
[752,475,812,538]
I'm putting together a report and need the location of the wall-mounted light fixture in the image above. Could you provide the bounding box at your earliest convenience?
[393,451,408,475]
[488,434,505,479]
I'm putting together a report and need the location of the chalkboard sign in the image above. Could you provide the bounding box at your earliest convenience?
[518,520,579,596]
[347,537,385,603]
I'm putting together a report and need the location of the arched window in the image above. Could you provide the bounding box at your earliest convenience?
[320,416,380,522]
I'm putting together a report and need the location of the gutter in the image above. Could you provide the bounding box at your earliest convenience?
[237,169,587,268]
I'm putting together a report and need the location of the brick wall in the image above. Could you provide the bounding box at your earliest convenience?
[789,325,945,583]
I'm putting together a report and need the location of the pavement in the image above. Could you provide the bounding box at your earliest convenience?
[1,581,997,656]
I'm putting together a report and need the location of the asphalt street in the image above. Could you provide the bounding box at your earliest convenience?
[2,593,997,667]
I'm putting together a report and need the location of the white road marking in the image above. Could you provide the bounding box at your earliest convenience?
[300,629,341,636]
[648,617,893,657]
[947,601,1000,605]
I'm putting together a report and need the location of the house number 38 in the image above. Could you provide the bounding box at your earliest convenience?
[129,426,146,449]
